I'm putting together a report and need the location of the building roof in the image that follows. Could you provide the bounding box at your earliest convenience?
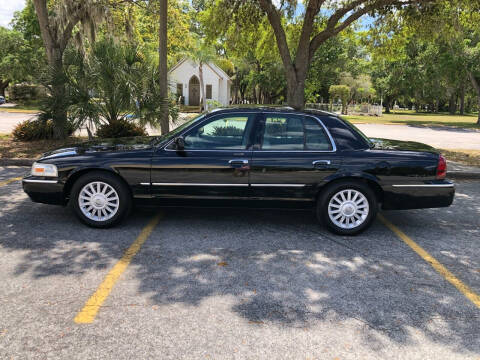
[168,58,231,81]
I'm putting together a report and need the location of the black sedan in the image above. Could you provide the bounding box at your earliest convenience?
[23,107,454,235]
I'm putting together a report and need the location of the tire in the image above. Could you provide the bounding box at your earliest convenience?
[70,171,131,228]
[317,180,377,236]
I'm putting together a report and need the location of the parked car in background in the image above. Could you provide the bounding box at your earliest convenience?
[23,107,454,235]
[0,96,6,104]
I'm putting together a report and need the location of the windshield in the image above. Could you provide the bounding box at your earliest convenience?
[339,117,374,148]
[151,113,206,145]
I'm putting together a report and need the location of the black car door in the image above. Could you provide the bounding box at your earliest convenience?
[249,112,341,201]
[150,112,257,199]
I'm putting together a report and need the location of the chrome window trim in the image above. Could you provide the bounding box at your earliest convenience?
[163,112,254,152]
[23,179,58,184]
[161,111,337,153]
[392,184,455,188]
[256,113,337,153]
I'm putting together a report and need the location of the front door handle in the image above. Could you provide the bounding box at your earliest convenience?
[313,160,331,169]
[229,159,249,169]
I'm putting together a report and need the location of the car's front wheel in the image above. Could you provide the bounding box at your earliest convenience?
[70,171,131,228]
[317,181,377,236]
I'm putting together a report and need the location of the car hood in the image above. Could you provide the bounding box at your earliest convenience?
[40,136,156,160]
[370,138,439,153]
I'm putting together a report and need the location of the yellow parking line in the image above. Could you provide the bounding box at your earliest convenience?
[74,213,162,324]
[379,214,480,309]
[0,177,22,187]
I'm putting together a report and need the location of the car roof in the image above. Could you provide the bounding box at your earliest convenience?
[206,106,338,118]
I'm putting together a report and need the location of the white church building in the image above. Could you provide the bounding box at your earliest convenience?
[168,58,231,107]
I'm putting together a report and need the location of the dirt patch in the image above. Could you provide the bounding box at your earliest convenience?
[440,149,480,167]
[0,135,84,159]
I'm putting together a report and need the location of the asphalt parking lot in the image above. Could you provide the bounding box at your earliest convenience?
[0,166,479,359]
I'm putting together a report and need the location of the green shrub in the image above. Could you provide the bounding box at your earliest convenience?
[96,119,147,138]
[12,119,74,141]
[9,84,46,101]
[212,125,244,136]
[206,99,222,110]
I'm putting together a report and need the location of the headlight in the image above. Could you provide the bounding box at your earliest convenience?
[31,162,58,177]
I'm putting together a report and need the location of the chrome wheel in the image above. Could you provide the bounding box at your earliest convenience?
[78,181,119,222]
[328,189,369,230]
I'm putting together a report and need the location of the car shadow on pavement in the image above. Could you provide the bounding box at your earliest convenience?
[0,167,27,181]
[404,123,480,133]
[0,184,479,355]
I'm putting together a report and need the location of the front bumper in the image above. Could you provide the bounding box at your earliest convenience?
[382,180,455,210]
[22,176,67,205]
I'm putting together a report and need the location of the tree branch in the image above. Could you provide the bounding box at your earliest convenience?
[469,72,480,94]
[32,0,56,62]
[257,0,295,78]
[294,0,324,69]
[309,0,433,59]
[60,17,81,52]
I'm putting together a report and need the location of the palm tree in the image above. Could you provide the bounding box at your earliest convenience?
[158,0,169,134]
[188,40,217,111]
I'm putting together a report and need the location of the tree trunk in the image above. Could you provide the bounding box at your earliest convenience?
[286,75,306,110]
[384,99,391,114]
[459,86,465,116]
[198,62,206,111]
[448,91,456,115]
[33,0,70,139]
[158,0,169,134]
[51,51,68,139]
[468,73,480,124]
[0,80,10,98]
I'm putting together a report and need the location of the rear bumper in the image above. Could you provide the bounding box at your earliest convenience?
[22,177,67,206]
[382,181,455,210]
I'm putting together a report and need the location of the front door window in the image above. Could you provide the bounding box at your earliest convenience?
[183,115,252,150]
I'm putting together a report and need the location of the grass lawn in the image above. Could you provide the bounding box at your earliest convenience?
[0,134,84,159]
[345,110,480,129]
[439,149,480,167]
[0,101,42,113]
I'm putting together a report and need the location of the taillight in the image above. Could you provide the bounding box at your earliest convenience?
[436,155,447,179]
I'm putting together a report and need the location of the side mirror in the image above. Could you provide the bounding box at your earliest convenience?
[174,136,185,151]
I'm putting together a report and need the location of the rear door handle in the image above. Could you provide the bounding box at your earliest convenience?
[313,160,331,169]
[229,159,249,169]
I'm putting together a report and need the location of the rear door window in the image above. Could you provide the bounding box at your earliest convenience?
[261,115,332,151]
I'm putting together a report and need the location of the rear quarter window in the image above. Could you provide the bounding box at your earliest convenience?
[320,116,370,151]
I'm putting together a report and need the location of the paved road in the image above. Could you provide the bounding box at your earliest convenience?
[0,111,185,137]
[356,123,480,150]
[0,111,37,134]
[2,111,479,150]
[0,166,479,359]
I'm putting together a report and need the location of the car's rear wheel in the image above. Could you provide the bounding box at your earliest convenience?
[317,181,377,236]
[70,171,131,228]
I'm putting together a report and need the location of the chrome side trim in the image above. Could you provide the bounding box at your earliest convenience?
[140,182,150,186]
[152,183,249,187]
[23,179,58,184]
[228,159,249,165]
[392,184,455,188]
[251,184,306,187]
[313,160,331,166]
